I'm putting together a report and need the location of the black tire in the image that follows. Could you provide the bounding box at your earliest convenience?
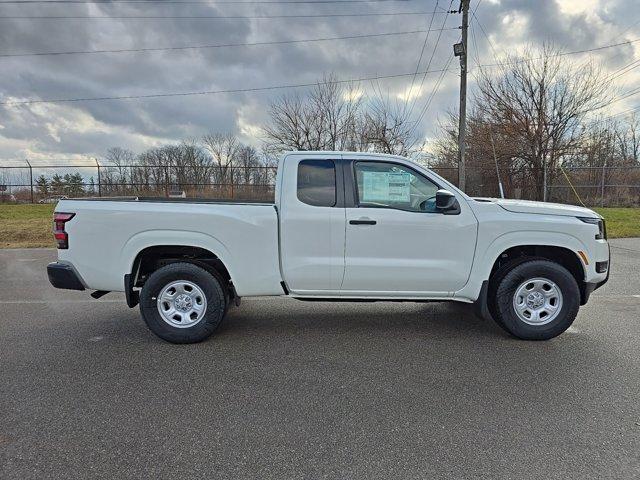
[492,259,580,340]
[139,262,227,344]
[487,256,535,329]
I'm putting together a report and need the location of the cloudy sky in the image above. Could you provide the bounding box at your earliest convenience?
[0,0,638,166]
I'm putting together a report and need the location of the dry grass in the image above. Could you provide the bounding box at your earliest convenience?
[593,208,640,238]
[0,204,56,248]
[0,204,638,249]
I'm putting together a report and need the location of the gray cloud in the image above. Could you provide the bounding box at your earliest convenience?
[0,0,638,164]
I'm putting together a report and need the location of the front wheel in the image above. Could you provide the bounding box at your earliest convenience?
[139,262,227,343]
[493,259,581,340]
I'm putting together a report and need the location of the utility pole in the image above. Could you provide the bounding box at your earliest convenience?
[454,0,470,191]
[26,159,34,203]
[95,158,102,197]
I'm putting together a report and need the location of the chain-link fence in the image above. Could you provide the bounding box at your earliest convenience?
[0,161,278,203]
[432,165,640,207]
[1,160,639,206]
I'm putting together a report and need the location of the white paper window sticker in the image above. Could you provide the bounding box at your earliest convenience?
[362,171,411,203]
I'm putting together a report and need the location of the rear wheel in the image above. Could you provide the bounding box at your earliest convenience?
[139,262,227,343]
[492,259,580,340]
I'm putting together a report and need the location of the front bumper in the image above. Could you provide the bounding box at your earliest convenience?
[47,262,85,291]
[581,243,610,305]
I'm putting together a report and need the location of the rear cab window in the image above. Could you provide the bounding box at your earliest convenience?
[297,159,336,207]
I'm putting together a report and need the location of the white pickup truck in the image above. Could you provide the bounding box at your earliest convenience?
[47,151,610,343]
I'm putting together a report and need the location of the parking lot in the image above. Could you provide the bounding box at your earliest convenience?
[1,241,639,479]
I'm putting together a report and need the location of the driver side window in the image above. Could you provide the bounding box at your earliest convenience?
[354,161,439,213]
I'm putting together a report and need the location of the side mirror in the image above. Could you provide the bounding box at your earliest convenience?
[435,189,460,214]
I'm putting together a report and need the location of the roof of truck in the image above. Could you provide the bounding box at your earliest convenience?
[283,151,409,161]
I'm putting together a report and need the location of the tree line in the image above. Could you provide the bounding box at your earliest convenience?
[97,136,278,199]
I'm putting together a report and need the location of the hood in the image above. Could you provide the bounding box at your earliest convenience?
[475,198,600,218]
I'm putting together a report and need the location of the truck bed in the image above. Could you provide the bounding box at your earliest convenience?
[56,198,283,296]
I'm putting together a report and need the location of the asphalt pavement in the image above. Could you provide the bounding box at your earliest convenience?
[1,241,639,479]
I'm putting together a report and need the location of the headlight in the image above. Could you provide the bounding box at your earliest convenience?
[577,216,606,240]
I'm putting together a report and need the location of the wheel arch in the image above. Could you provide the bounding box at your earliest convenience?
[489,245,585,286]
[486,244,592,309]
[122,230,234,281]
[122,235,236,307]
[131,245,233,287]
[477,231,587,284]
[469,232,590,318]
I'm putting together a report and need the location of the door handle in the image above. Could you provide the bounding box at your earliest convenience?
[349,219,377,225]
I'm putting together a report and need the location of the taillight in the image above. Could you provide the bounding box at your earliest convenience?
[53,212,75,249]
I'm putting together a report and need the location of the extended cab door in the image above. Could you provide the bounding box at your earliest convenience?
[278,156,346,293]
[341,158,478,296]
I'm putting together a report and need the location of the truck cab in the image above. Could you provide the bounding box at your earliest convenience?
[277,152,477,298]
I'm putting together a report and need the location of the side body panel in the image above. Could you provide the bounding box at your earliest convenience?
[57,200,282,295]
[342,207,478,295]
[454,201,610,301]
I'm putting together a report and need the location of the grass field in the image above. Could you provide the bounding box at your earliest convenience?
[593,208,640,239]
[0,204,55,248]
[0,204,638,249]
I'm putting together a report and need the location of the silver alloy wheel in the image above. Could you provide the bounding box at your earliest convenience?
[512,277,563,326]
[157,280,207,328]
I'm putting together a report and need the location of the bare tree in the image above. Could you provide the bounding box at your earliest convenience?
[263,75,418,154]
[137,147,169,195]
[363,92,420,155]
[434,45,611,200]
[473,45,610,199]
[234,146,260,185]
[615,114,640,165]
[264,77,359,151]
[202,133,240,186]
[105,147,136,192]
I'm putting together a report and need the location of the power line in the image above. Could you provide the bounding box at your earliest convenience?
[470,7,640,81]
[412,53,454,130]
[404,0,440,113]
[467,6,640,71]
[468,37,640,70]
[468,5,495,80]
[0,67,452,106]
[406,19,640,134]
[615,86,640,103]
[0,28,458,58]
[406,0,453,118]
[0,11,446,19]
[604,16,640,44]
[468,9,639,135]
[607,58,640,81]
[584,86,640,119]
[468,5,640,108]
[0,0,411,3]
[469,3,481,66]
[406,35,457,137]
[589,104,640,126]
[466,4,640,135]
[470,7,499,65]
[470,9,640,109]
[4,17,629,63]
